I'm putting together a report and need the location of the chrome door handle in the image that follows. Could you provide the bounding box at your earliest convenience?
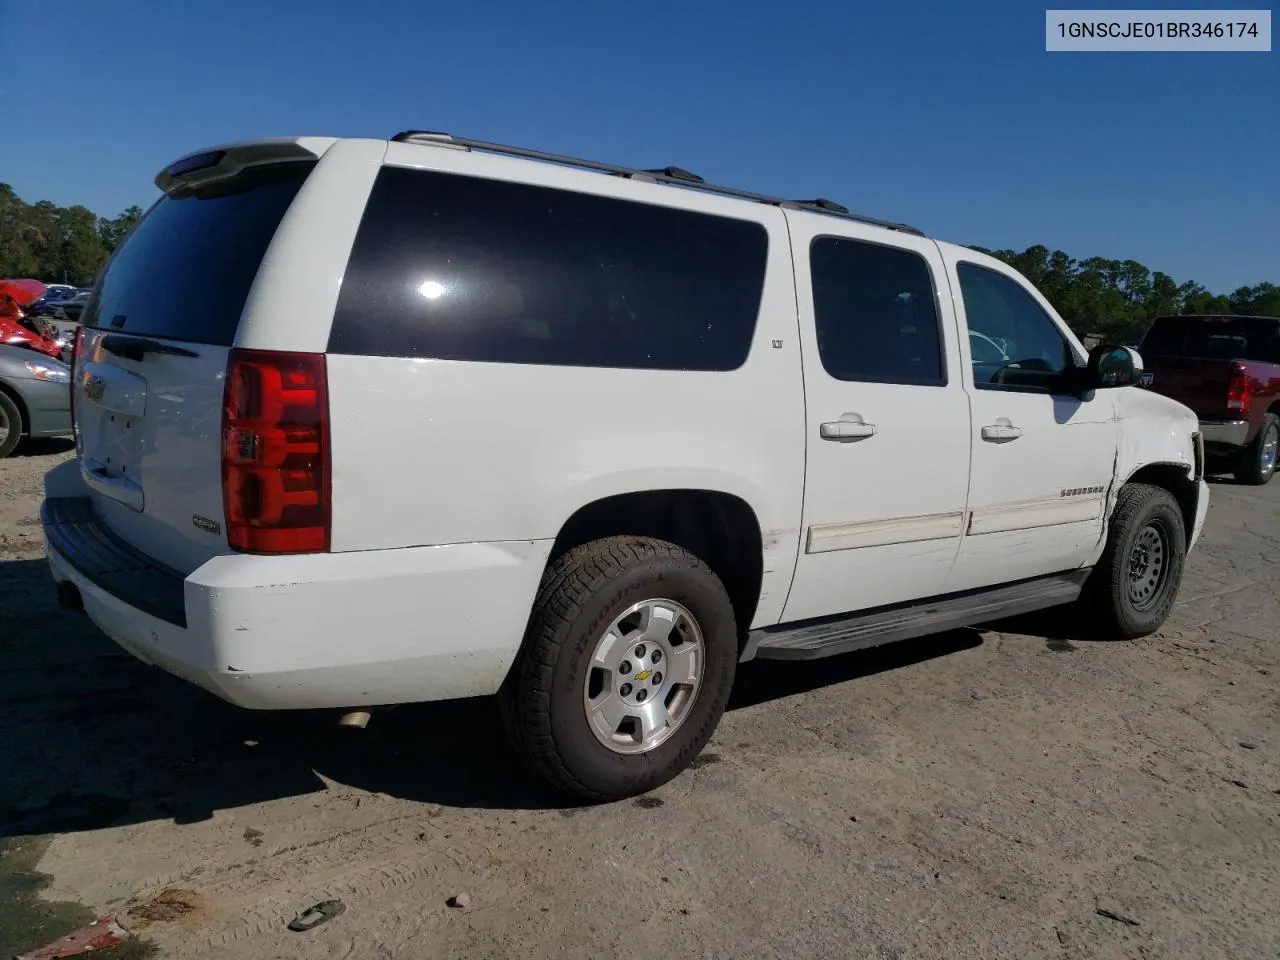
[981,422,1023,442]
[820,417,876,442]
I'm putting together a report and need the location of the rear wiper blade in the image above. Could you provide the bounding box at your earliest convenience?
[100,334,200,361]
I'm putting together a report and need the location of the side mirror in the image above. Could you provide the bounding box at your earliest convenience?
[1085,344,1143,389]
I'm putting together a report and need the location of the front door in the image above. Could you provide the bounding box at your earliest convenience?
[941,253,1118,593]
[781,216,972,624]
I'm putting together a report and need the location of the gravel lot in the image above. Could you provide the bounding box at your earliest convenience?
[2,442,1277,960]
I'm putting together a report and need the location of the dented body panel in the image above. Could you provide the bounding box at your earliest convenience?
[1092,382,1207,560]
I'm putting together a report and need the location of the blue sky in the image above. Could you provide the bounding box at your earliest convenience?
[4,0,1276,293]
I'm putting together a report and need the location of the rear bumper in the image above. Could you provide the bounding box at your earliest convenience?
[42,495,552,710]
[1199,419,1250,447]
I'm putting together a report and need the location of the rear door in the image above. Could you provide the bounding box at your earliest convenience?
[72,142,347,574]
[781,213,971,623]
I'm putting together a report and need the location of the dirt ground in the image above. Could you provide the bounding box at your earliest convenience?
[2,441,1277,960]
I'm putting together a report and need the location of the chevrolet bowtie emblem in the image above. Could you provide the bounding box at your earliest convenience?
[84,374,105,402]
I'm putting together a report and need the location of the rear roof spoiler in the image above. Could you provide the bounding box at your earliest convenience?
[154,137,340,195]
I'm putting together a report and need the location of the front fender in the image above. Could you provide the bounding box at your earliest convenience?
[1089,386,1206,561]
[1114,385,1199,482]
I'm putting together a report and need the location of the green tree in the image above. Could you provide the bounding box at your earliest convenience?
[1147,272,1180,321]
[965,242,1275,339]
[0,184,42,277]
[51,205,105,286]
[1229,283,1280,317]
[0,184,142,286]
[1177,281,1232,316]
[98,205,144,251]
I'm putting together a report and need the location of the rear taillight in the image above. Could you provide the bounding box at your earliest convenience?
[221,349,330,554]
[70,326,86,444]
[1226,363,1253,418]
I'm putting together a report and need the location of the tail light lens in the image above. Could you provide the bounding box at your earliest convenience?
[70,326,86,446]
[1226,363,1252,418]
[221,349,330,554]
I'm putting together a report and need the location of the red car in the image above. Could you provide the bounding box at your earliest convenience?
[0,279,64,360]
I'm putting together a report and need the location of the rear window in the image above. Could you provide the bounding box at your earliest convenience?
[81,161,313,346]
[1141,315,1280,363]
[810,236,945,386]
[329,167,769,371]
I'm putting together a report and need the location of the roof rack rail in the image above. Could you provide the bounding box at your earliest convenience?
[388,130,923,236]
[643,166,704,184]
[799,198,849,214]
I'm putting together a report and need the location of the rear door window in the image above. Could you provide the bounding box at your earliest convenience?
[808,236,945,386]
[82,162,314,346]
[329,167,769,371]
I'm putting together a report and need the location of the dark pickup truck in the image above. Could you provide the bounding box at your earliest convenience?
[1138,314,1280,485]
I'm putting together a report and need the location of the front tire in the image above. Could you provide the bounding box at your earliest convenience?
[1234,413,1279,486]
[500,536,737,802]
[0,391,24,459]
[1081,483,1187,640]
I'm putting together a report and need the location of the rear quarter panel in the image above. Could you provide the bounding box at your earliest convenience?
[1240,361,1280,441]
[236,139,389,353]
[319,148,807,629]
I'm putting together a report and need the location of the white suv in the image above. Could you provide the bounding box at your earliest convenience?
[43,132,1210,801]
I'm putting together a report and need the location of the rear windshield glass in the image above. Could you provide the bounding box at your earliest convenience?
[81,161,314,346]
[1141,315,1280,363]
[329,166,769,371]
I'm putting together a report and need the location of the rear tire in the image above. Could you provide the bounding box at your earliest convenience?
[500,536,737,802]
[1080,483,1186,640]
[1233,413,1279,486]
[0,391,24,459]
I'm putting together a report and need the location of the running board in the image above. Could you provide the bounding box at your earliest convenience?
[743,570,1090,662]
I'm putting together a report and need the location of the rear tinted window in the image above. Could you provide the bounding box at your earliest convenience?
[82,162,313,346]
[810,236,945,386]
[1141,315,1280,363]
[329,167,769,370]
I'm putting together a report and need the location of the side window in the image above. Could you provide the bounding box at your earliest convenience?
[329,167,769,371]
[956,262,1075,392]
[809,237,945,386]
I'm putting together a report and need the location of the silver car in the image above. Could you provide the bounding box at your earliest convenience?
[0,345,73,458]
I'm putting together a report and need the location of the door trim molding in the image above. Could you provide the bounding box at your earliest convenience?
[806,511,965,554]
[967,491,1105,536]
[806,488,1109,554]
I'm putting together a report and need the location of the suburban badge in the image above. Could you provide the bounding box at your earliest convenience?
[192,515,221,535]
